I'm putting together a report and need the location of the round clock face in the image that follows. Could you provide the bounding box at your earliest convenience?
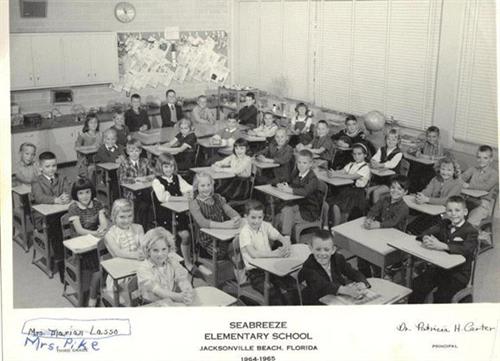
[115,2,136,23]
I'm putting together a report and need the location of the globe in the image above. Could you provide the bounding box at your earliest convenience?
[363,110,386,131]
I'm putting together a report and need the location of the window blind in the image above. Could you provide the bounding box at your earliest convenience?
[237,1,260,87]
[258,1,283,92]
[454,0,498,146]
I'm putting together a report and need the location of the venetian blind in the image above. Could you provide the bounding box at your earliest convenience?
[259,1,283,92]
[454,0,498,145]
[237,1,260,87]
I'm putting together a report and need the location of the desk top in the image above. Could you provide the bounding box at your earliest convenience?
[120,180,153,192]
[332,217,410,256]
[388,237,465,270]
[12,184,31,195]
[144,286,237,307]
[243,134,267,142]
[371,168,396,177]
[404,153,444,165]
[63,234,100,254]
[77,146,99,155]
[161,200,189,213]
[132,128,176,145]
[190,166,235,180]
[320,278,412,305]
[248,244,310,277]
[32,203,71,216]
[197,138,226,149]
[403,195,445,216]
[254,184,304,201]
[253,160,280,169]
[314,169,354,187]
[97,162,120,171]
[200,228,240,241]
[100,257,142,280]
[462,189,488,198]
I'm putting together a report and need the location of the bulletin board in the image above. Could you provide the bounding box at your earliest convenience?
[111,30,229,93]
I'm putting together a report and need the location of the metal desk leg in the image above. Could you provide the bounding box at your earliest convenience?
[172,211,177,237]
[212,239,219,288]
[263,271,270,305]
[113,279,120,307]
[406,255,414,288]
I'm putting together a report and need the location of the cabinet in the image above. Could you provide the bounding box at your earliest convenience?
[11,130,49,166]
[10,32,118,90]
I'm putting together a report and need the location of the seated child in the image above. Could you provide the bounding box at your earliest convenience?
[367,128,403,203]
[31,151,72,280]
[151,153,193,270]
[327,143,371,226]
[213,138,253,201]
[331,115,366,169]
[300,229,370,305]
[75,112,103,178]
[13,142,39,186]
[67,178,109,306]
[192,95,216,125]
[289,102,313,147]
[238,92,258,128]
[118,138,156,229]
[239,200,298,305]
[255,128,294,184]
[409,195,478,303]
[407,156,463,235]
[277,149,324,239]
[188,172,241,259]
[297,120,335,161]
[95,128,125,164]
[210,112,242,155]
[125,93,151,132]
[110,108,130,147]
[359,175,410,277]
[461,145,499,245]
[137,227,194,304]
[158,118,197,171]
[248,111,278,139]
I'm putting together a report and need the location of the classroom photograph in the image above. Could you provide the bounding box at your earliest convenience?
[7,0,499,309]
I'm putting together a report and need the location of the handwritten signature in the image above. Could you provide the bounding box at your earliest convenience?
[396,321,496,333]
[21,318,131,352]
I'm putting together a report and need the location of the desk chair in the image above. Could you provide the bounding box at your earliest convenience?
[188,214,234,288]
[95,168,114,210]
[12,191,34,252]
[226,236,265,305]
[293,181,329,243]
[126,275,146,307]
[478,194,497,253]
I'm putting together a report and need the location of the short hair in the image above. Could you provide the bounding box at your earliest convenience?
[126,138,142,149]
[192,172,214,196]
[478,145,494,156]
[345,115,357,124]
[227,112,238,120]
[385,128,401,142]
[111,198,134,223]
[39,151,56,162]
[297,149,313,160]
[19,142,36,152]
[103,128,118,138]
[275,127,289,138]
[166,89,176,97]
[295,102,308,113]
[426,126,440,135]
[131,93,141,100]
[142,227,176,259]
[437,156,461,179]
[71,177,97,200]
[317,120,329,128]
[390,175,410,191]
[446,195,466,208]
[233,138,249,155]
[244,200,265,215]
[246,92,255,100]
[82,112,100,133]
[156,153,178,175]
[197,95,207,102]
[179,117,193,129]
[263,111,275,120]
[311,229,334,244]
[112,108,124,118]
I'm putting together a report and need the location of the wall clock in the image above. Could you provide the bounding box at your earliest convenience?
[115,2,136,23]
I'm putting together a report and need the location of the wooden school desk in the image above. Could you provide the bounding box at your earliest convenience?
[388,237,466,287]
[120,179,153,198]
[200,228,240,287]
[253,159,280,170]
[143,286,237,307]
[370,168,396,177]
[331,217,405,279]
[462,189,489,198]
[12,184,33,252]
[248,244,310,305]
[190,166,236,180]
[313,168,354,187]
[254,184,304,222]
[76,146,99,166]
[403,195,446,216]
[31,203,71,278]
[161,198,189,236]
[96,162,120,209]
[132,127,176,145]
[62,234,100,307]
[197,138,228,161]
[319,278,412,305]
[403,153,445,165]
[100,257,142,307]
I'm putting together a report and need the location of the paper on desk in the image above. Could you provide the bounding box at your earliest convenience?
[63,234,100,253]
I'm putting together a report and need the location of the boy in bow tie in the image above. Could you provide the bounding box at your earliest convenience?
[409,195,478,303]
